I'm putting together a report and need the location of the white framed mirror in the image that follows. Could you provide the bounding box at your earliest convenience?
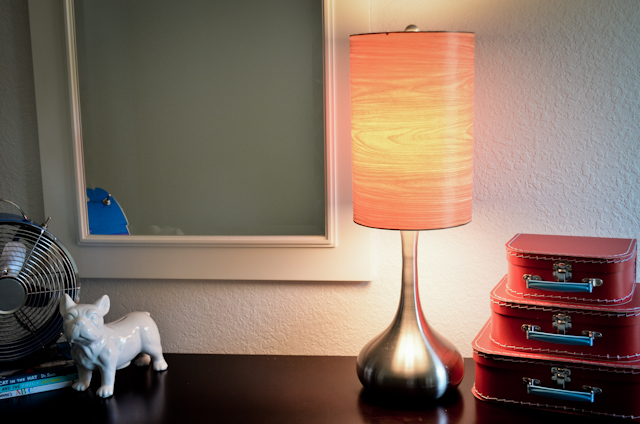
[68,0,330,245]
[29,0,371,280]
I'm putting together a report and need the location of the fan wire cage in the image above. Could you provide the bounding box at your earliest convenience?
[0,201,79,362]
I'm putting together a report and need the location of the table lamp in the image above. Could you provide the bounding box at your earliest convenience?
[350,27,474,399]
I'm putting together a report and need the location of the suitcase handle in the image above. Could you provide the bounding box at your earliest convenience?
[523,274,603,293]
[523,378,601,402]
[522,324,602,346]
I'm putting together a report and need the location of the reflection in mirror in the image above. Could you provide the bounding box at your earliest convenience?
[72,0,326,236]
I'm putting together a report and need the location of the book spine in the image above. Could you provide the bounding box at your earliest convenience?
[0,380,75,400]
[0,373,78,394]
[0,364,78,386]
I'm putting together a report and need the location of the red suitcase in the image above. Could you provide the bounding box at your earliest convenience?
[490,276,640,361]
[473,320,640,420]
[506,234,637,304]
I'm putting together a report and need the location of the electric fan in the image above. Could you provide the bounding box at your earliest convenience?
[0,199,79,362]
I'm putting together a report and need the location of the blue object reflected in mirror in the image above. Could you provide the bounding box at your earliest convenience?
[87,188,129,235]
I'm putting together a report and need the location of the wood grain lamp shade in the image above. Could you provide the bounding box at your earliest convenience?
[350,31,474,230]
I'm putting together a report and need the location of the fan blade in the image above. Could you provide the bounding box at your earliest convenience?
[15,309,45,349]
[24,291,54,308]
[0,241,27,277]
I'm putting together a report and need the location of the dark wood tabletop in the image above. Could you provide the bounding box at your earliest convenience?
[0,355,627,423]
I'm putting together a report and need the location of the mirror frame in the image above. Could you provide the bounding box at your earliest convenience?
[29,0,371,280]
[66,0,332,247]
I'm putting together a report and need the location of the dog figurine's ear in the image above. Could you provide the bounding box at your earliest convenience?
[94,294,110,317]
[60,293,76,316]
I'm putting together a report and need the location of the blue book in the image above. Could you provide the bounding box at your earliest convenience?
[0,380,76,400]
[0,359,77,386]
[0,373,78,394]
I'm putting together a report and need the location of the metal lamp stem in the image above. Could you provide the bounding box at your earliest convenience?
[356,230,465,398]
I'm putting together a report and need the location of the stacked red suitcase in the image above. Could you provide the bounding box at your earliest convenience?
[473,233,639,419]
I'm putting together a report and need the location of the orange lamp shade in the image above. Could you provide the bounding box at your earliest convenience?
[350,31,474,230]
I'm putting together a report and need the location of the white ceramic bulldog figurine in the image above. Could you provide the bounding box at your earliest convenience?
[60,294,168,398]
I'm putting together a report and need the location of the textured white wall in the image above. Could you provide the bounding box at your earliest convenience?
[2,0,639,357]
[365,0,640,355]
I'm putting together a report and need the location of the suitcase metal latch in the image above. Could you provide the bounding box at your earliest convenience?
[553,262,572,282]
[551,367,571,389]
[552,313,572,334]
[582,277,603,287]
[523,274,542,283]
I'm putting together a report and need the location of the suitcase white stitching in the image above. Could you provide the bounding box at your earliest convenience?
[472,385,638,420]
[488,332,640,360]
[506,233,636,260]
[473,322,640,371]
[505,284,634,304]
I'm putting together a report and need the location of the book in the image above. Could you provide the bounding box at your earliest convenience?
[0,380,75,400]
[0,341,78,400]
[0,373,78,394]
[0,359,77,387]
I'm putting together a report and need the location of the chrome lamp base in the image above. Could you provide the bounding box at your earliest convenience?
[356,230,464,399]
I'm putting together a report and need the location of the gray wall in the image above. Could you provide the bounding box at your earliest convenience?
[0,0,43,223]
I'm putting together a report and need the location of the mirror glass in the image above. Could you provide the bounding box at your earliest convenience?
[73,0,325,236]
